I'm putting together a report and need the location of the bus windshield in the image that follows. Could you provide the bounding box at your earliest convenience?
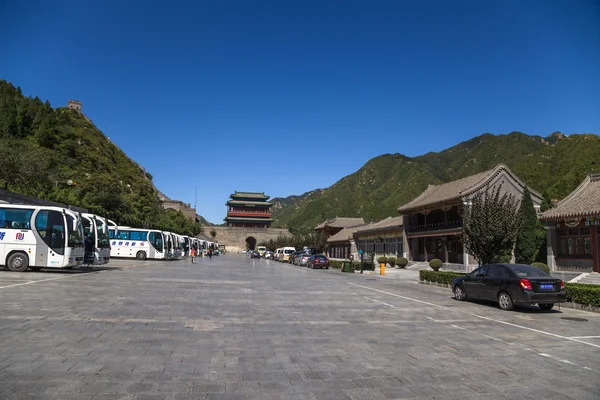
[96,218,110,248]
[67,215,84,247]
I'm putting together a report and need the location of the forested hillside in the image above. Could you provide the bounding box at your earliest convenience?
[273,132,599,232]
[0,80,202,236]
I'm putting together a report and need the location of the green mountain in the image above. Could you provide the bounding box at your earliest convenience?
[0,80,203,236]
[272,131,599,232]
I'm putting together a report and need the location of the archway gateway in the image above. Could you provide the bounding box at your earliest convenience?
[246,236,257,250]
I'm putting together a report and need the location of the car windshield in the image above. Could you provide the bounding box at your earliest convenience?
[509,265,549,277]
[284,249,294,254]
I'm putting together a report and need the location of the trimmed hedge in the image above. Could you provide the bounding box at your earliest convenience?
[565,283,600,308]
[397,257,408,268]
[419,271,600,308]
[377,257,388,265]
[387,257,396,268]
[429,258,443,271]
[329,260,374,271]
[531,262,550,274]
[420,270,465,284]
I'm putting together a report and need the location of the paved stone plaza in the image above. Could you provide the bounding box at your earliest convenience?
[0,255,599,400]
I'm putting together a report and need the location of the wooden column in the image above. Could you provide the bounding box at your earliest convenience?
[442,236,448,264]
[592,226,599,273]
[423,237,428,262]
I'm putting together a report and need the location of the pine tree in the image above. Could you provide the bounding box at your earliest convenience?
[515,188,539,264]
[460,186,522,266]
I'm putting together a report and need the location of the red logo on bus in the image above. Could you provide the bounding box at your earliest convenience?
[16,233,25,240]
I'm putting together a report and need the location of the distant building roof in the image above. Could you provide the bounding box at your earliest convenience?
[398,164,542,214]
[541,173,600,221]
[227,200,273,206]
[230,191,269,200]
[353,216,403,236]
[327,223,369,243]
[315,217,365,230]
[224,216,274,222]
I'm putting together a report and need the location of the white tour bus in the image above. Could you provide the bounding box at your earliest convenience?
[81,213,111,265]
[0,204,85,272]
[110,226,168,260]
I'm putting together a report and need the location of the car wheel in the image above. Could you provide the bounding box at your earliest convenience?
[453,285,467,301]
[498,291,514,311]
[136,251,147,260]
[325,266,329,269]
[539,303,554,311]
[7,252,29,272]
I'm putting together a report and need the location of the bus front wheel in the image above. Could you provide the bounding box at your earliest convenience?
[7,253,29,272]
[136,251,147,260]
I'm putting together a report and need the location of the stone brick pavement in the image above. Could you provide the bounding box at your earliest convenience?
[0,255,599,399]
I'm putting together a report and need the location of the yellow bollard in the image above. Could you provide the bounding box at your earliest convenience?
[380,263,385,275]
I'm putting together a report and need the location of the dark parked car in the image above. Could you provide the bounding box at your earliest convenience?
[250,251,260,259]
[307,255,329,269]
[452,263,566,311]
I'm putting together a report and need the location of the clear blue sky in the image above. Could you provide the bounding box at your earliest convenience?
[1,1,599,224]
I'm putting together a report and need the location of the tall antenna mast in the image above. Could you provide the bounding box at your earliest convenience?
[194,184,197,209]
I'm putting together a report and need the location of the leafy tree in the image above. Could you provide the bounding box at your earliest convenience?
[515,188,539,264]
[209,229,217,239]
[0,139,53,191]
[460,186,522,266]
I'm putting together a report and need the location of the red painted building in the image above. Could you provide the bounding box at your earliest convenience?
[224,191,274,228]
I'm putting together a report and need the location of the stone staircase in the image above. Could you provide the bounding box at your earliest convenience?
[575,273,600,286]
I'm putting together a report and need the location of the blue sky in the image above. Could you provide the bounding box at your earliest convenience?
[1,1,599,224]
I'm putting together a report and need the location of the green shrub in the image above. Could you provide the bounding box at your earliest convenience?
[355,260,374,271]
[429,258,443,271]
[419,270,465,285]
[565,283,600,308]
[531,262,550,274]
[377,256,388,265]
[397,257,408,268]
[387,257,396,268]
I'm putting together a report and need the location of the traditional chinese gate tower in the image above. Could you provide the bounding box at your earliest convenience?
[224,191,273,228]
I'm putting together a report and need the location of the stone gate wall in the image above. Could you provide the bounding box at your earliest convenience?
[205,226,291,252]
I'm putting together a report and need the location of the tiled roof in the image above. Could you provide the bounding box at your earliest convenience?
[541,173,600,221]
[227,200,273,206]
[327,224,369,243]
[353,216,403,235]
[231,191,269,199]
[315,217,365,230]
[398,164,541,214]
[224,217,274,222]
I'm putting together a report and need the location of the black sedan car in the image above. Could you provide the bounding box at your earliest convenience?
[452,263,566,311]
[250,251,260,259]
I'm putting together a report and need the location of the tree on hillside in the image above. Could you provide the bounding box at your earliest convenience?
[0,139,53,192]
[515,188,540,264]
[460,186,522,266]
[209,229,217,239]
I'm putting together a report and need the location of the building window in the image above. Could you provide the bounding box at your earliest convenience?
[558,227,591,257]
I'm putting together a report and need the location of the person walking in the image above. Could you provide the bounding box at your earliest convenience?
[208,248,212,259]
[190,246,197,264]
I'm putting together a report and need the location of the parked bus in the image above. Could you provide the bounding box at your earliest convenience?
[81,213,111,265]
[110,227,168,260]
[0,204,85,272]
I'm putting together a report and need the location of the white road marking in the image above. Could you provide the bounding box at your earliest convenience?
[0,274,84,289]
[362,296,398,308]
[348,282,600,349]
[569,336,600,339]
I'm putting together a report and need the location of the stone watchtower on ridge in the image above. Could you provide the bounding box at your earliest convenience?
[68,100,82,111]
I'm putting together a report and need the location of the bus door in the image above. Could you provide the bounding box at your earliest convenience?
[82,216,96,263]
[148,231,164,258]
[34,209,66,267]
